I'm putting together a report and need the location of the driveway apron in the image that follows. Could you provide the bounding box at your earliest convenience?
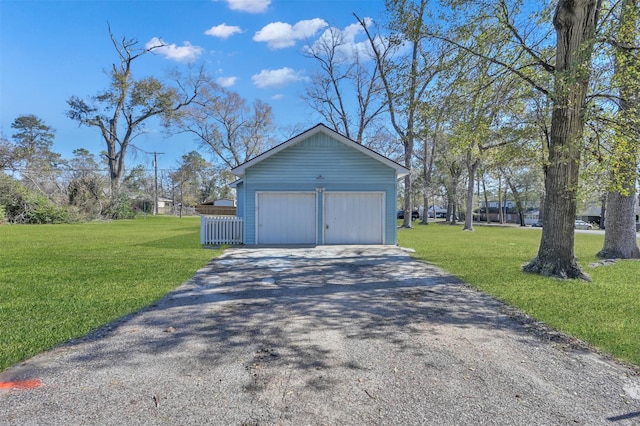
[1,246,639,425]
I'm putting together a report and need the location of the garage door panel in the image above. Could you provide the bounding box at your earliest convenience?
[257,192,316,244]
[324,192,383,244]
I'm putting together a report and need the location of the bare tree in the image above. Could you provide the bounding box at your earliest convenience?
[66,27,203,203]
[357,0,445,228]
[179,82,275,169]
[302,25,387,143]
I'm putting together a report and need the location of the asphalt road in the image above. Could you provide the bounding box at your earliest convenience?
[1,246,639,425]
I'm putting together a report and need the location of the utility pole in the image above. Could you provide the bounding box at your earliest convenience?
[146,151,164,215]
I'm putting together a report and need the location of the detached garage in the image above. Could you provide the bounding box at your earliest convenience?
[230,123,409,245]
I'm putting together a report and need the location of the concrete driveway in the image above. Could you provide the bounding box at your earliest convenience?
[1,246,639,425]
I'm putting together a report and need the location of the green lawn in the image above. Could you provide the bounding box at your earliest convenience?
[0,216,223,372]
[399,223,640,366]
[2,218,638,372]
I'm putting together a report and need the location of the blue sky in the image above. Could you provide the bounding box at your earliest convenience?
[0,0,387,170]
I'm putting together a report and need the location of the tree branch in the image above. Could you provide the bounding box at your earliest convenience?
[425,31,551,97]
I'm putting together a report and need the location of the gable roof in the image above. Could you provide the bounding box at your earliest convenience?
[231,123,409,178]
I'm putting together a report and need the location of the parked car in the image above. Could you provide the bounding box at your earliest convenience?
[397,210,420,220]
[427,211,447,218]
[574,220,593,230]
[532,221,543,228]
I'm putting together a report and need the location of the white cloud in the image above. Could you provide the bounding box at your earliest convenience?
[271,94,285,100]
[217,0,270,13]
[251,67,306,88]
[342,21,364,41]
[205,23,243,39]
[216,76,237,87]
[145,37,203,62]
[253,18,328,49]
[307,19,375,62]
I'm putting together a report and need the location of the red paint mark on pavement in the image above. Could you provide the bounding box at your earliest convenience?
[0,379,42,390]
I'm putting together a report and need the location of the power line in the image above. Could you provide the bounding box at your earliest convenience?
[1,166,186,173]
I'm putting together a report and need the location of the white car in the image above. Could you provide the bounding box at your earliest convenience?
[574,220,593,230]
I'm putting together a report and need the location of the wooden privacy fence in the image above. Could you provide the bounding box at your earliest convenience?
[200,216,244,245]
[195,205,237,216]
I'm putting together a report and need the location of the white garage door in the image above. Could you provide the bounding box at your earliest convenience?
[257,192,316,244]
[324,192,384,244]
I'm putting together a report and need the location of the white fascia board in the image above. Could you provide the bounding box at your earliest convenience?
[229,178,243,188]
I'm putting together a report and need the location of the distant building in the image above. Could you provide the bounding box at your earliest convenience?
[475,200,536,224]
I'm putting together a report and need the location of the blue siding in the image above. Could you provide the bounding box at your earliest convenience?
[235,181,245,218]
[240,132,400,244]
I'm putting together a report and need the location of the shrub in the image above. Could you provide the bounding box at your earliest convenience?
[104,193,136,219]
[0,174,74,224]
[68,176,104,218]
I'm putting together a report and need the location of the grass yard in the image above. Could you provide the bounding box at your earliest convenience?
[0,216,223,372]
[399,223,640,366]
[2,217,637,373]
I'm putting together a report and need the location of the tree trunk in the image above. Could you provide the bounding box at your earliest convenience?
[524,0,600,280]
[598,0,640,260]
[463,156,479,231]
[482,176,490,223]
[446,195,456,224]
[505,175,526,226]
[420,133,437,226]
[463,175,474,230]
[445,177,459,225]
[502,185,509,224]
[599,192,640,258]
[402,171,412,228]
[421,192,430,225]
[498,175,504,224]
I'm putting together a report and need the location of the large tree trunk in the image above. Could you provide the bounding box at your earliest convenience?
[598,0,640,260]
[599,192,640,258]
[524,0,600,280]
